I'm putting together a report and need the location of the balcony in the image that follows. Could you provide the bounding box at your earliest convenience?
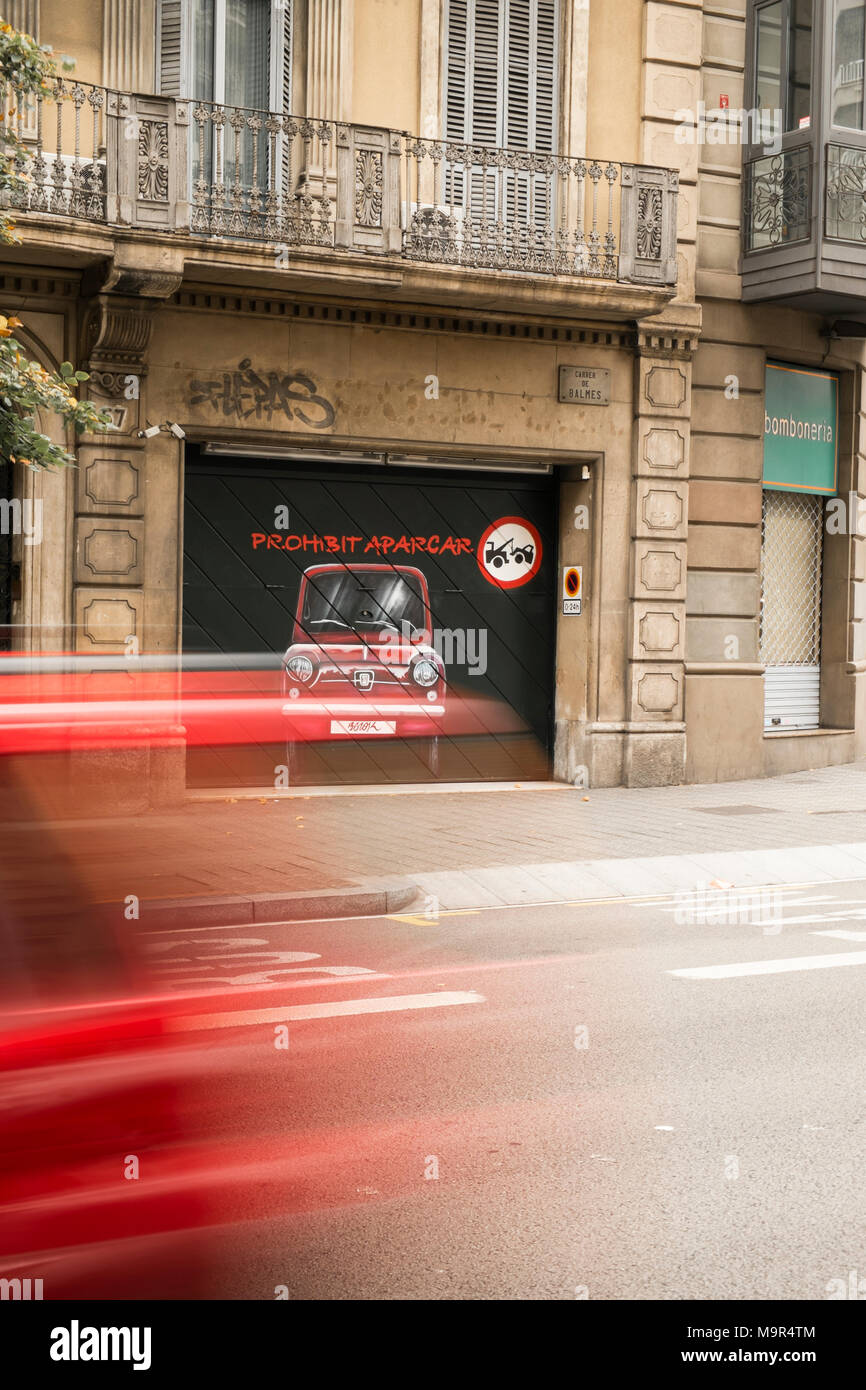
[0,79,679,318]
[743,140,866,314]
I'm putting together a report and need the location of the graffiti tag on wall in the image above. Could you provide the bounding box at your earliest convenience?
[188,359,336,428]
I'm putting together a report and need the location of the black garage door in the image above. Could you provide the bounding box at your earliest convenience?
[183,449,557,786]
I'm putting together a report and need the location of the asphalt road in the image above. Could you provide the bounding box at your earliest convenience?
[141,876,866,1300]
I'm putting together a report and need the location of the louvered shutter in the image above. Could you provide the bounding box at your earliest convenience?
[443,0,558,221]
[444,0,469,203]
[473,0,502,147]
[504,0,529,148]
[268,0,293,193]
[156,0,189,98]
[533,0,557,154]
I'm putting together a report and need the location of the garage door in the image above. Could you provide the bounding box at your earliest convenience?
[183,449,557,786]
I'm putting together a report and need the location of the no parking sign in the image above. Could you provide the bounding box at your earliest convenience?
[562,565,582,615]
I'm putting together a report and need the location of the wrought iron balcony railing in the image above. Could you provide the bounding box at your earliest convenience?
[825,144,866,243]
[1,80,679,289]
[744,141,866,250]
[742,139,866,309]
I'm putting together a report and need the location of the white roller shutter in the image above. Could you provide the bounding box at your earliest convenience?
[760,489,824,731]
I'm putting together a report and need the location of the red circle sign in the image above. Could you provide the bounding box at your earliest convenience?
[477,516,543,588]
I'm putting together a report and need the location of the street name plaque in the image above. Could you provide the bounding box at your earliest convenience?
[558,366,610,406]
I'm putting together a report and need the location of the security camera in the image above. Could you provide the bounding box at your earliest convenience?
[167,421,186,440]
[138,424,161,439]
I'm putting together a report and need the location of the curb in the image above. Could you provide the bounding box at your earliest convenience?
[136,880,421,929]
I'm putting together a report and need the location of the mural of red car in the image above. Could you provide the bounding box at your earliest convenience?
[281,563,446,773]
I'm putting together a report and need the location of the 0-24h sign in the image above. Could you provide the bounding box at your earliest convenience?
[562,565,582,615]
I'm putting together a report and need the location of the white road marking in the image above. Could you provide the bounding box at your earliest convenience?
[140,920,266,935]
[670,950,866,980]
[169,990,486,1031]
[635,894,834,911]
[812,929,866,941]
[145,937,270,954]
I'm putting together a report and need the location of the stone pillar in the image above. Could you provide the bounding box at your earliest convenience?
[622,325,697,786]
[306,0,353,120]
[7,2,39,138]
[5,1,38,38]
[102,0,153,92]
[640,0,702,303]
[75,294,158,660]
[71,270,185,813]
[305,0,354,187]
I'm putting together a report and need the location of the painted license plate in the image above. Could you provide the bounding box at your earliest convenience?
[330,720,397,735]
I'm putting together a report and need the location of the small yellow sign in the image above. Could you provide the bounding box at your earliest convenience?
[562,566,582,614]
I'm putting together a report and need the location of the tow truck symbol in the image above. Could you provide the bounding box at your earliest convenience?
[485,536,535,570]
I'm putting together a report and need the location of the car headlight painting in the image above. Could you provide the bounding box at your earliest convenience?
[412,658,439,688]
[286,655,314,683]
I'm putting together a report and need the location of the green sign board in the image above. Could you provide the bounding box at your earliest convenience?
[763,362,838,495]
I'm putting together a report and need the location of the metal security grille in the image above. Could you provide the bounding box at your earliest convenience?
[760,489,823,730]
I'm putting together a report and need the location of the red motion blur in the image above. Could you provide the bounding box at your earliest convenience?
[0,978,324,1300]
[0,652,526,756]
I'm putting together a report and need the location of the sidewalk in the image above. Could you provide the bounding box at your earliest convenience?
[17,759,866,917]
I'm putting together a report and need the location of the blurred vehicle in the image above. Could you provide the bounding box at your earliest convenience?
[0,769,296,1299]
[0,765,210,1298]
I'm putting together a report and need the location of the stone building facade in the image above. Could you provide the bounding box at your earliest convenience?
[2,0,865,792]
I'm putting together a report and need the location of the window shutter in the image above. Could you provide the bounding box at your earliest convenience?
[445,0,470,144]
[156,0,188,98]
[269,0,293,113]
[473,0,503,147]
[267,0,293,194]
[504,0,529,149]
[533,0,557,154]
[444,0,559,154]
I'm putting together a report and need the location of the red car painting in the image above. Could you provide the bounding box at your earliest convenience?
[281,563,445,771]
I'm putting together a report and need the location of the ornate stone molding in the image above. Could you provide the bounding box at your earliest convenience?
[138,120,170,203]
[635,327,699,360]
[81,296,158,376]
[100,266,184,298]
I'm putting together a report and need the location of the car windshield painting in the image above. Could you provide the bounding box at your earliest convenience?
[301,569,427,635]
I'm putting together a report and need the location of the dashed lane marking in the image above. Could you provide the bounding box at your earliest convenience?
[169,990,486,1031]
[669,949,866,980]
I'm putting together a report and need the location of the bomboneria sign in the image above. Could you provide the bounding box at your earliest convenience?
[763,362,838,495]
